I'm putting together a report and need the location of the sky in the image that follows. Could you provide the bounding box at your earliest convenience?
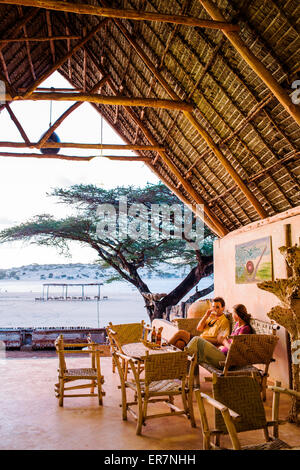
[0,72,159,269]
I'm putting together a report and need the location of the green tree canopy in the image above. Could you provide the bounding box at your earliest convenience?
[0,182,215,319]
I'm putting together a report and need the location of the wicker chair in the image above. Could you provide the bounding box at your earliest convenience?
[113,350,197,435]
[195,374,299,450]
[199,333,279,401]
[54,334,105,407]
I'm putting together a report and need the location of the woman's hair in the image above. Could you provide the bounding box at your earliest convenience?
[233,304,251,325]
[213,297,225,308]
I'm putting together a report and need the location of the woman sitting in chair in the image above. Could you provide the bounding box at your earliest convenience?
[186,304,252,369]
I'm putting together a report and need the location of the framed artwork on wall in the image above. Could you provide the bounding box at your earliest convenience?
[235,236,273,284]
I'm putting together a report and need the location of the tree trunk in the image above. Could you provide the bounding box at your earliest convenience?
[151,256,213,320]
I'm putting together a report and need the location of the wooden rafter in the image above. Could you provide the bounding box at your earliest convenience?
[0,35,81,43]
[23,19,108,97]
[0,141,165,151]
[8,91,194,112]
[82,29,87,92]
[108,10,268,220]
[64,17,72,80]
[199,0,300,127]
[46,10,55,63]
[140,12,298,209]
[18,5,36,80]
[187,24,300,193]
[0,152,151,161]
[51,16,229,237]
[0,6,39,52]
[0,0,240,30]
[105,78,228,237]
[0,51,10,84]
[5,103,30,144]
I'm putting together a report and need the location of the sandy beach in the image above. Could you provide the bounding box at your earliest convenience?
[0,277,214,329]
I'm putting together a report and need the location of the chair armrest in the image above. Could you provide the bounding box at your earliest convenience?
[268,385,300,399]
[107,328,116,336]
[115,351,136,362]
[197,391,241,420]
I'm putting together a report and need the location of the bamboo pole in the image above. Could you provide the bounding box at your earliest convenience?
[0,151,150,161]
[0,141,164,151]
[46,10,55,63]
[9,91,194,112]
[108,13,268,219]
[5,103,31,144]
[0,0,240,31]
[38,75,110,146]
[199,0,300,128]
[0,151,93,160]
[0,35,81,43]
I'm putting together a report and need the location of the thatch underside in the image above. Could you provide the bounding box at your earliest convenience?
[0,0,299,237]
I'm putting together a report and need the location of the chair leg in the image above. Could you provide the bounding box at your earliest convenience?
[187,389,196,427]
[59,378,64,407]
[136,391,144,435]
[262,376,267,402]
[97,379,103,406]
[168,395,175,412]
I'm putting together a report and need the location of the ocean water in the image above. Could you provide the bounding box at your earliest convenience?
[0,276,214,328]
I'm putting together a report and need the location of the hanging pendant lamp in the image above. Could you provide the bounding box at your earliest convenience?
[40,88,61,155]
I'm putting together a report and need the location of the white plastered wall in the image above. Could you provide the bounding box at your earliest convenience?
[213,207,300,387]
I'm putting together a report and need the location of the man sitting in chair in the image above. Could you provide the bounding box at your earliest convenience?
[169,296,230,351]
[187,301,252,368]
[195,297,230,346]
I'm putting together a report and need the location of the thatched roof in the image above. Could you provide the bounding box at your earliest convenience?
[0,0,299,237]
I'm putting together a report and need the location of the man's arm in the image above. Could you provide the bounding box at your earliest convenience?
[196,309,212,332]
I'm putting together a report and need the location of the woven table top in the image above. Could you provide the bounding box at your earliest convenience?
[122,342,179,360]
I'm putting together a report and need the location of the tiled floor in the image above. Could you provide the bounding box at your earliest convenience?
[1,353,300,450]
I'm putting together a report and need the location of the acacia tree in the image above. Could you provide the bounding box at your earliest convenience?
[0,183,214,320]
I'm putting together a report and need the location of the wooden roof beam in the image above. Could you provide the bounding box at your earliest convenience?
[5,103,30,145]
[9,91,194,112]
[105,78,228,237]
[18,5,36,80]
[0,152,151,161]
[0,141,166,151]
[199,0,300,128]
[46,10,55,63]
[0,0,240,31]
[0,6,39,52]
[55,19,227,237]
[0,35,81,43]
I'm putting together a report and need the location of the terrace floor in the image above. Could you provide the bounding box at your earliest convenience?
[1,351,300,451]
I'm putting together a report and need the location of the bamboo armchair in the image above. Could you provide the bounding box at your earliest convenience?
[199,333,279,401]
[54,334,105,407]
[113,350,197,435]
[195,374,300,450]
[106,321,151,377]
